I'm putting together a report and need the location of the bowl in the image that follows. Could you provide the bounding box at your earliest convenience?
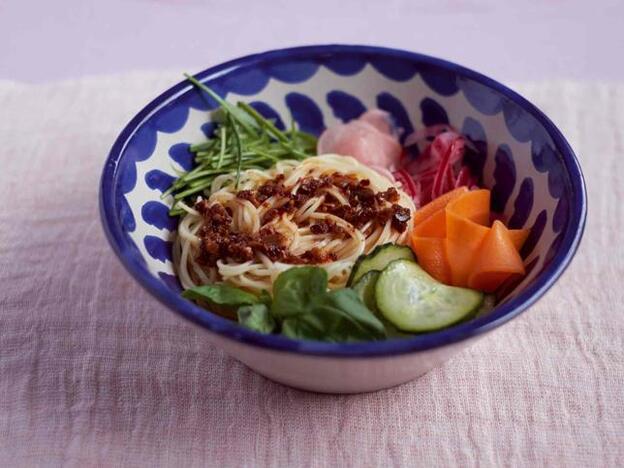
[99,45,586,393]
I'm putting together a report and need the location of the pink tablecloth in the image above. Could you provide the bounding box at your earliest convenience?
[0,75,622,467]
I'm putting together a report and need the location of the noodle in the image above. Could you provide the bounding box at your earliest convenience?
[174,154,416,293]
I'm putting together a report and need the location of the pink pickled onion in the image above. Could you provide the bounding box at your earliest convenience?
[400,130,476,205]
[393,168,421,204]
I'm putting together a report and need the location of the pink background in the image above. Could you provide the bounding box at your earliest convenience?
[2,0,623,83]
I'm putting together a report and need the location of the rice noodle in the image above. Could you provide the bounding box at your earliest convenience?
[174,154,415,293]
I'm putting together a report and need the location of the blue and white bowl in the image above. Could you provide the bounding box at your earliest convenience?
[99,45,586,393]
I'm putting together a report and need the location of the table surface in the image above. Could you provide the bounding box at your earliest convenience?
[2,0,623,84]
[0,75,622,466]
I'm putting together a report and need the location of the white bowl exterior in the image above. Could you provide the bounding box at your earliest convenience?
[208,329,481,393]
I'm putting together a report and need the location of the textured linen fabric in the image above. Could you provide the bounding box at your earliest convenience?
[0,75,622,467]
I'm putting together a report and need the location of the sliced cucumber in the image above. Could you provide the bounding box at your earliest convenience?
[352,270,412,339]
[376,260,483,332]
[475,294,496,318]
[352,270,380,312]
[347,244,416,286]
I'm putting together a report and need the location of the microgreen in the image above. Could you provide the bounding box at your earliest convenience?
[163,74,318,215]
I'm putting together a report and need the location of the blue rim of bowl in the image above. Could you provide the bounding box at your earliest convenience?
[99,44,587,357]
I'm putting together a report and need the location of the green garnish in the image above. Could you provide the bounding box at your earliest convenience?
[181,283,260,307]
[237,304,276,334]
[274,268,387,343]
[184,267,387,343]
[163,74,318,215]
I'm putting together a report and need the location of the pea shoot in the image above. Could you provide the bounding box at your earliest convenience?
[163,74,318,216]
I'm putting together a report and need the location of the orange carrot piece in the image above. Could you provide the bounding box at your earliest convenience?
[445,189,491,225]
[409,187,530,292]
[445,209,490,286]
[507,228,530,251]
[410,237,452,284]
[412,207,447,238]
[412,186,468,226]
[467,220,526,292]
[469,272,514,294]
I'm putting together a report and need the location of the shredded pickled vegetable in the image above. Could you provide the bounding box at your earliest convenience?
[398,126,478,207]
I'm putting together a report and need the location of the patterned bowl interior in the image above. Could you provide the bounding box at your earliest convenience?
[102,45,585,352]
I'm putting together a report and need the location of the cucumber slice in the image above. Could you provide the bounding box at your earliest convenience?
[347,244,416,286]
[352,270,412,339]
[376,260,483,332]
[352,270,380,312]
[475,294,496,318]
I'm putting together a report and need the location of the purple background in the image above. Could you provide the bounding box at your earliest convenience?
[2,0,622,83]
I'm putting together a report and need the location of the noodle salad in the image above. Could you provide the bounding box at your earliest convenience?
[165,76,530,342]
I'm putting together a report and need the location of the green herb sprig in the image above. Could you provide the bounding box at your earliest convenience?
[183,267,388,343]
[164,74,318,216]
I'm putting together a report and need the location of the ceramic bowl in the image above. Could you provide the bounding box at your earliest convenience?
[99,45,586,393]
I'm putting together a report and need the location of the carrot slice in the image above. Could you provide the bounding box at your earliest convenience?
[445,189,490,225]
[412,186,468,226]
[445,209,489,286]
[412,207,447,238]
[468,272,514,294]
[507,228,530,251]
[409,187,530,292]
[468,221,526,292]
[410,237,451,284]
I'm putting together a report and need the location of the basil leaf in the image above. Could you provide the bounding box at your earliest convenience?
[271,267,328,319]
[237,304,276,334]
[258,290,272,306]
[182,283,259,307]
[281,289,386,342]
